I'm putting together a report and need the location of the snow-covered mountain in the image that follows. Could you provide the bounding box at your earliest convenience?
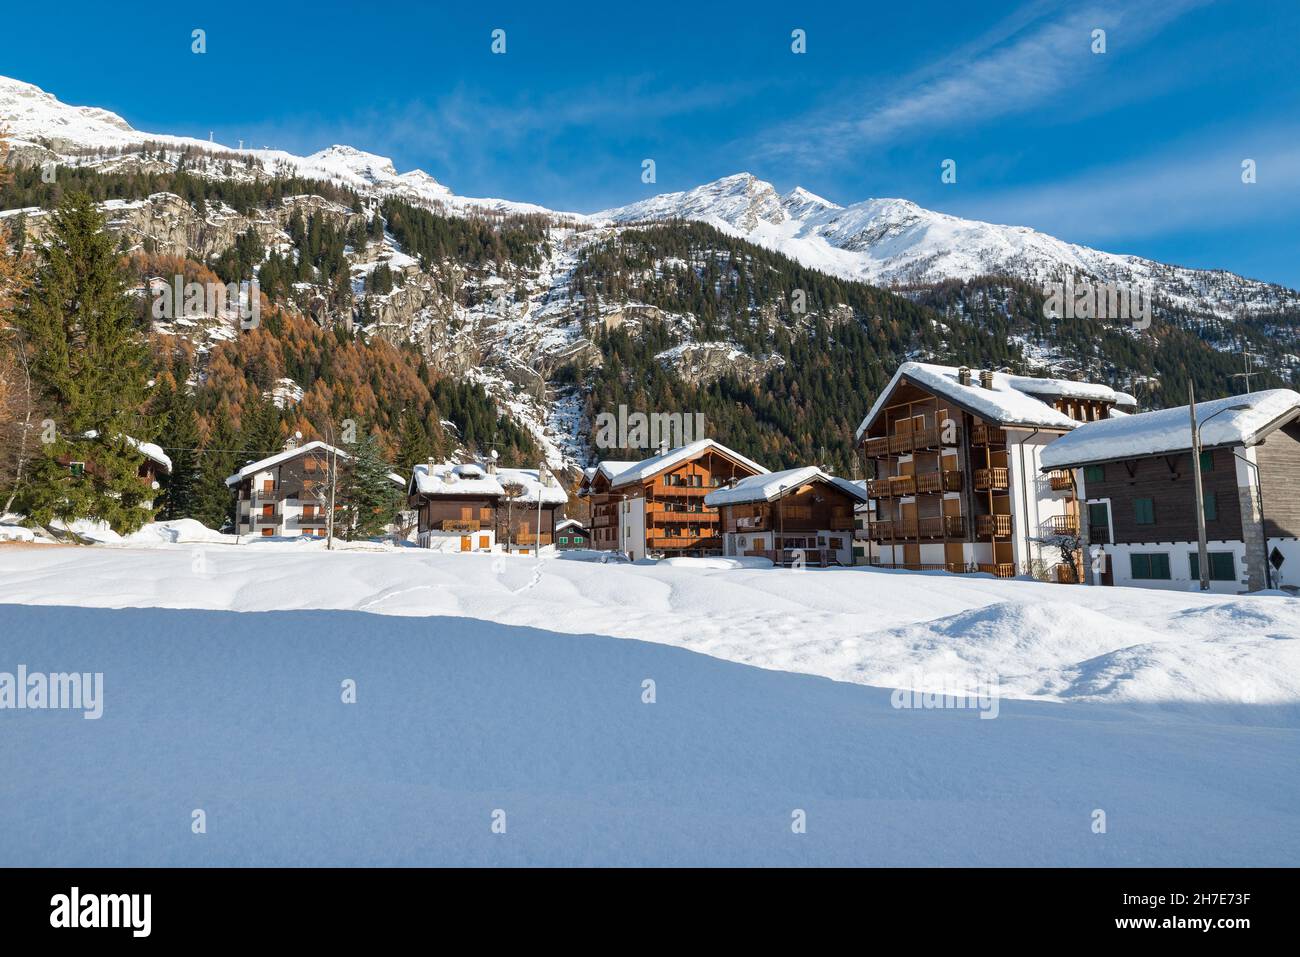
[5,74,1298,321]
[0,76,563,219]
[600,172,1300,320]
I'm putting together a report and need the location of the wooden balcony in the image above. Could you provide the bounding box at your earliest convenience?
[863,436,891,458]
[974,467,1009,491]
[975,514,1012,537]
[971,425,1007,446]
[868,475,917,498]
[515,531,552,546]
[650,534,722,550]
[977,563,1017,578]
[1048,470,1073,491]
[1048,514,1079,535]
[918,515,965,538]
[871,561,967,573]
[914,469,962,494]
[440,519,481,532]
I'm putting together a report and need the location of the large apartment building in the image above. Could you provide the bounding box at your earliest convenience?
[226,440,351,538]
[856,363,1136,579]
[1041,388,1300,593]
[584,439,767,560]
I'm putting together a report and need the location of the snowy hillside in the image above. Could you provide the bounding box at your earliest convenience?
[600,173,1300,320]
[1,541,1297,866]
[5,74,1296,321]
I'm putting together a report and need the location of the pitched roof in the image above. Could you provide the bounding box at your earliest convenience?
[409,461,505,497]
[704,466,870,506]
[1041,389,1300,469]
[555,518,588,532]
[83,431,172,472]
[224,440,346,486]
[610,439,768,488]
[854,362,1136,440]
[497,467,568,506]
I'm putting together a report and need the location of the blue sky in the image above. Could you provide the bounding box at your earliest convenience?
[4,0,1299,285]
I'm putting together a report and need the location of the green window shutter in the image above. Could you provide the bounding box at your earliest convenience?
[1133,553,1171,580]
[1134,498,1155,525]
[1131,554,1150,578]
[1202,491,1217,521]
[1084,465,1105,483]
[558,536,568,544]
[1190,552,1236,581]
[1199,450,1213,472]
[1211,552,1235,580]
[1088,503,1109,526]
[575,536,584,543]
[1151,553,1170,579]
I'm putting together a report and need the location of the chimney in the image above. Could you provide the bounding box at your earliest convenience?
[980,369,994,390]
[487,449,499,474]
[957,367,972,387]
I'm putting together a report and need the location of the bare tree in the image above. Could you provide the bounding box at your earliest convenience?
[500,480,525,551]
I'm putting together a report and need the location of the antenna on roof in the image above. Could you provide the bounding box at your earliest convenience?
[1231,345,1262,394]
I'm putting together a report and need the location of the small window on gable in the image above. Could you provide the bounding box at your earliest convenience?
[1084,465,1104,483]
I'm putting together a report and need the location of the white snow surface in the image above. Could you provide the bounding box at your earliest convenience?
[1042,388,1300,468]
[2,541,1299,865]
[409,461,503,497]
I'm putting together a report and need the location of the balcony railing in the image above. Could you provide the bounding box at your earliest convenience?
[864,436,891,458]
[440,519,481,532]
[514,532,552,546]
[252,513,282,526]
[971,425,1007,446]
[866,425,961,459]
[976,563,1017,578]
[974,467,1009,491]
[975,514,1012,537]
[1048,514,1079,535]
[918,515,965,538]
[1048,470,1073,491]
[915,469,962,494]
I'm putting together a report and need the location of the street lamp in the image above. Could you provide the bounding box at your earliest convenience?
[1188,385,1252,591]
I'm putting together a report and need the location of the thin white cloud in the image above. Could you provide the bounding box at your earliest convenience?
[758,0,1209,164]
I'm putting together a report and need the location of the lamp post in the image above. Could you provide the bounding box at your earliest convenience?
[1189,385,1252,591]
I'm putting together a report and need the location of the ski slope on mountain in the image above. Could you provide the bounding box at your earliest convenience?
[1,541,1297,866]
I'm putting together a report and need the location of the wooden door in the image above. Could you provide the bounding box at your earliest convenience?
[460,535,470,552]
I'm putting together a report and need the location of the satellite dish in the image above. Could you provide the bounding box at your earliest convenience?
[490,449,499,461]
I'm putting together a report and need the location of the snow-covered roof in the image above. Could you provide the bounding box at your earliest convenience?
[555,518,587,532]
[596,460,640,482]
[83,431,172,472]
[409,461,505,497]
[855,363,1137,440]
[497,467,568,506]
[1041,389,1300,469]
[224,441,348,486]
[704,466,870,506]
[610,440,768,488]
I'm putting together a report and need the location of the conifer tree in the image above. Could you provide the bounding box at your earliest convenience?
[193,402,239,531]
[16,192,155,533]
[339,430,401,540]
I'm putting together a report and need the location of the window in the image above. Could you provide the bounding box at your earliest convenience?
[480,507,492,520]
[1202,491,1217,522]
[1189,552,1235,581]
[1199,450,1213,472]
[574,536,584,544]
[1087,502,1110,544]
[1084,465,1105,483]
[1130,553,1171,580]
[559,536,569,544]
[1134,498,1155,525]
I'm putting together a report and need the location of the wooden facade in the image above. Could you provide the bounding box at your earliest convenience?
[713,474,862,566]
[858,367,1128,580]
[587,443,766,559]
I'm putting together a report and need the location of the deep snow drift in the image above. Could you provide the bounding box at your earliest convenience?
[1,540,1297,865]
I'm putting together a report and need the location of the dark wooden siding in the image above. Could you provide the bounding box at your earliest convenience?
[1255,422,1300,538]
[1083,449,1243,544]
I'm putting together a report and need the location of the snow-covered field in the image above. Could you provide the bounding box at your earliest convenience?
[1,534,1298,865]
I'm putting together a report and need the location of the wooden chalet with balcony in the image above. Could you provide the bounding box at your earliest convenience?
[856,362,1135,579]
[705,466,870,567]
[495,465,568,554]
[407,461,503,552]
[584,440,768,560]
